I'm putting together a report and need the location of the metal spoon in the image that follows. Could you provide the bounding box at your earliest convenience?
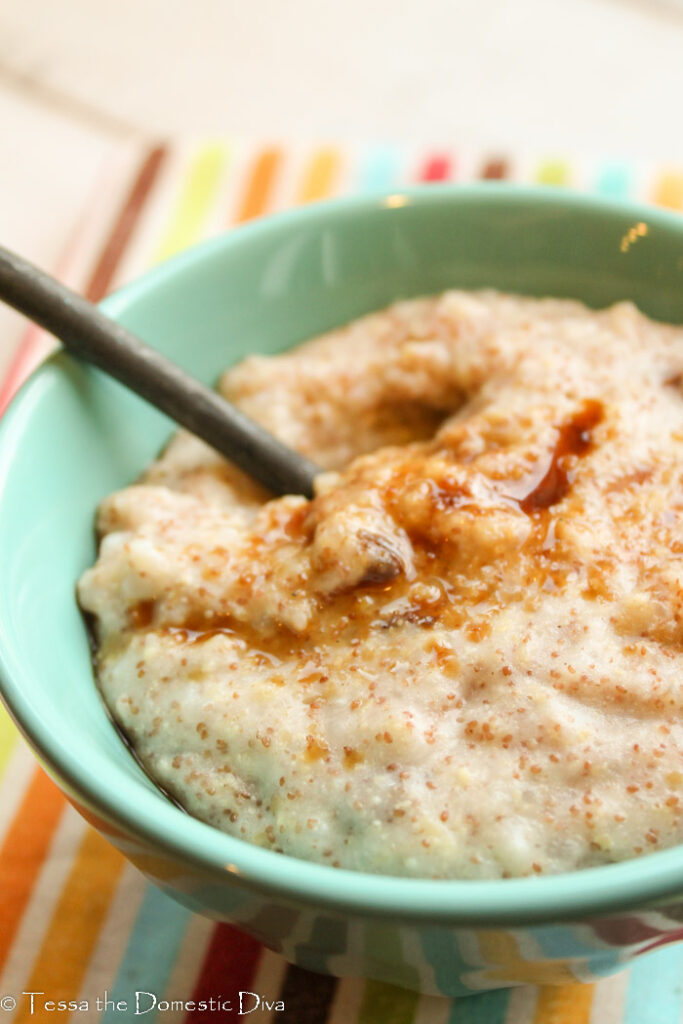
[0,245,319,498]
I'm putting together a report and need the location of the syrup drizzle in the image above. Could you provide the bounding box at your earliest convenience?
[518,399,603,513]
[126,401,606,660]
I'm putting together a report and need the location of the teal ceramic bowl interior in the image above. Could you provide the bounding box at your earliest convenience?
[1,185,683,994]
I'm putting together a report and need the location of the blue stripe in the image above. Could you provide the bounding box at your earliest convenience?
[595,163,631,198]
[528,923,626,977]
[420,928,500,1000]
[102,884,193,1020]
[623,945,683,1024]
[358,147,399,193]
[447,987,510,1023]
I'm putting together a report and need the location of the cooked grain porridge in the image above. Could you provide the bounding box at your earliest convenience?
[78,291,683,879]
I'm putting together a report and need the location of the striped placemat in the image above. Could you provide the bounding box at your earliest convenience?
[1,141,683,1024]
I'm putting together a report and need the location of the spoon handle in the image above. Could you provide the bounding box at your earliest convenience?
[0,245,318,498]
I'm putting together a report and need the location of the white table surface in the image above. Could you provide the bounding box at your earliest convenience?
[1,0,683,377]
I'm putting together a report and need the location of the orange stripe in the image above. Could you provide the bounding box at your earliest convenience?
[14,828,125,1022]
[0,770,66,972]
[0,145,167,988]
[532,983,595,1024]
[235,147,282,222]
[653,171,683,210]
[297,148,341,203]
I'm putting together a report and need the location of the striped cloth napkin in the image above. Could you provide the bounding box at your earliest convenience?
[1,141,683,1024]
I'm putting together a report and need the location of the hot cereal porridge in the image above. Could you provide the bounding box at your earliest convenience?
[78,290,683,879]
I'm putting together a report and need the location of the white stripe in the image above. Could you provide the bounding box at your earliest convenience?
[75,862,148,1022]
[639,162,665,207]
[202,138,243,236]
[278,909,326,967]
[0,806,84,1008]
[110,145,181,289]
[589,968,629,1024]
[2,138,143,380]
[247,947,288,1024]
[629,160,657,205]
[453,146,483,183]
[457,926,489,987]
[326,975,365,1024]
[326,918,365,980]
[60,139,147,295]
[268,143,305,214]
[156,913,215,1024]
[401,927,440,996]
[0,744,38,843]
[504,983,539,1024]
[414,990,451,1024]
[393,143,420,188]
[113,144,189,283]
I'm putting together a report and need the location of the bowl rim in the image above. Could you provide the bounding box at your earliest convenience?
[2,182,683,926]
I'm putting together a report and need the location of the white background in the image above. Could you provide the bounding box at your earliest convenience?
[1,0,682,372]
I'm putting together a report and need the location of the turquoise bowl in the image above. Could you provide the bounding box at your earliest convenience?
[1,186,683,996]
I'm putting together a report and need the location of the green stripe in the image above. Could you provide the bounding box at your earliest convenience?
[447,987,510,1023]
[358,979,420,1024]
[155,142,228,262]
[358,922,421,1022]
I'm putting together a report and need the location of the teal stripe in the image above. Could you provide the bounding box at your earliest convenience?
[102,884,193,1020]
[529,923,625,976]
[447,987,510,1023]
[623,945,683,1024]
[420,928,484,999]
[358,147,399,193]
[596,162,631,198]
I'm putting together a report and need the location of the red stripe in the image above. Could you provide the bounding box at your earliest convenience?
[418,153,453,182]
[84,144,166,302]
[480,157,509,180]
[0,214,86,416]
[0,161,111,415]
[591,915,666,947]
[184,923,262,1022]
[636,927,683,956]
[0,143,167,419]
[0,331,49,416]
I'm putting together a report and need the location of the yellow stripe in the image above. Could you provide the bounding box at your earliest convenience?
[477,930,583,986]
[297,148,341,203]
[9,145,223,1008]
[536,159,570,186]
[0,703,18,777]
[14,828,125,1022]
[155,142,228,261]
[653,171,683,210]
[532,983,595,1024]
